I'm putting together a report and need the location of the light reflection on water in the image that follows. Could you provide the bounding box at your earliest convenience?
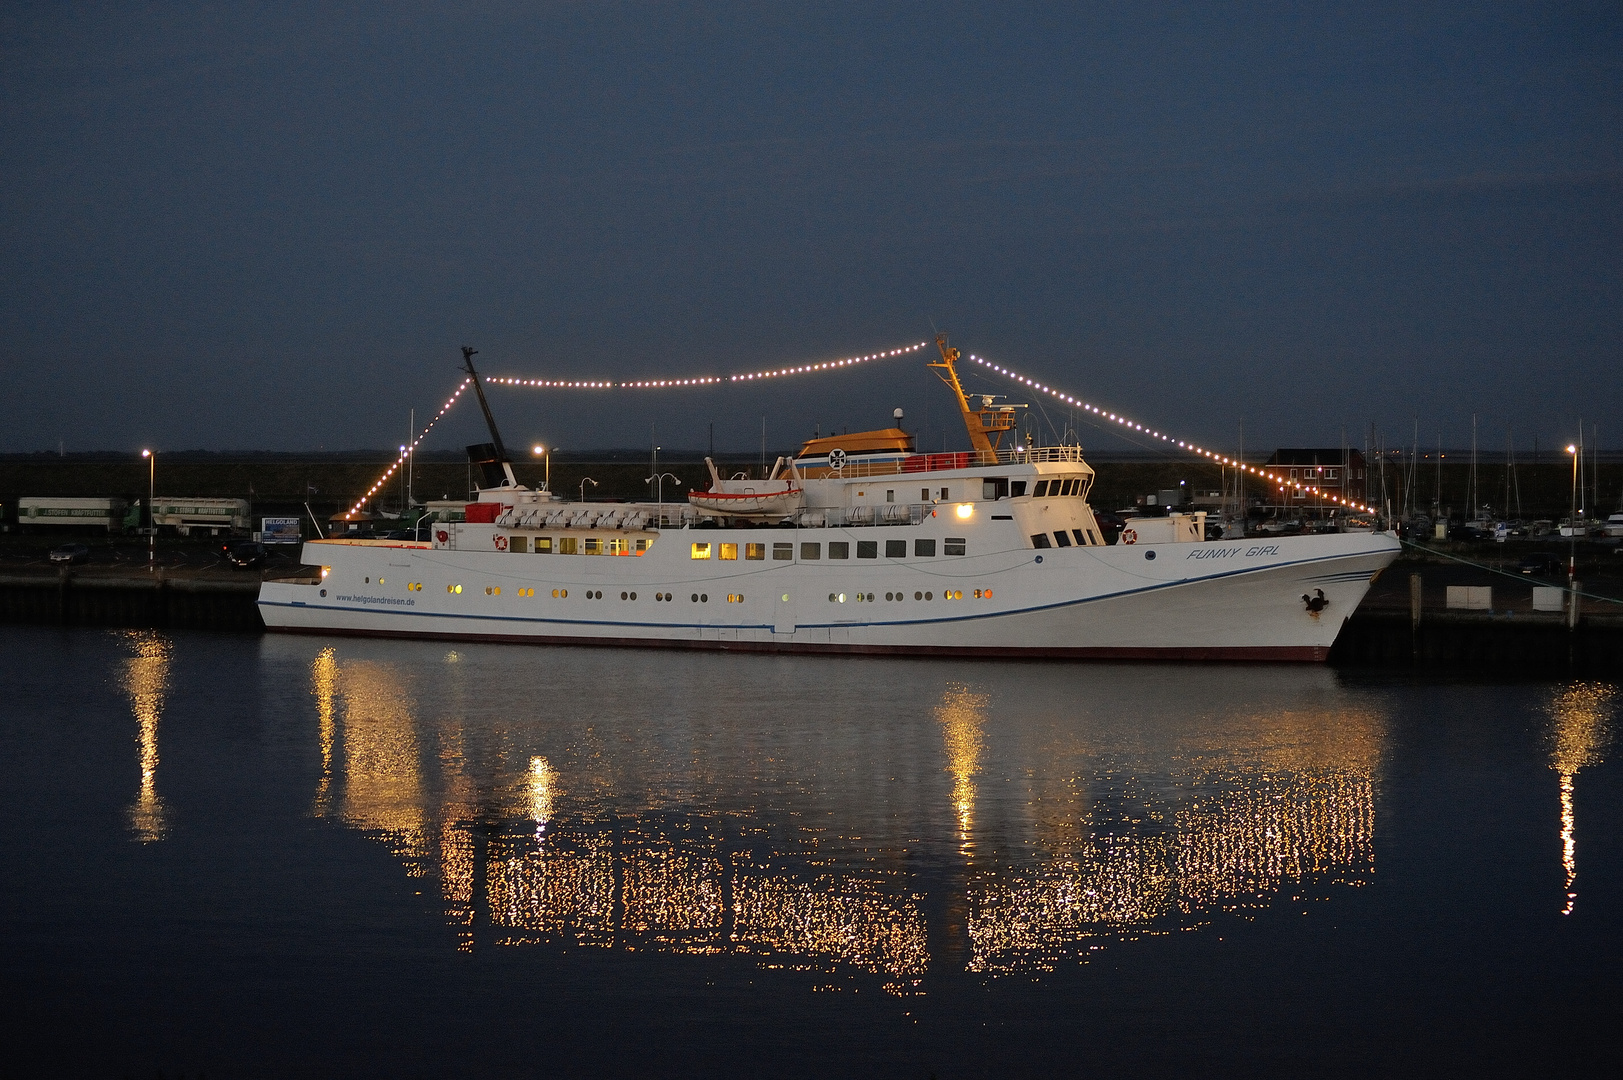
[1547,683,1614,915]
[119,630,171,843]
[271,636,1408,994]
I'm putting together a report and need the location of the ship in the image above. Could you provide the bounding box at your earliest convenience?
[258,338,1400,660]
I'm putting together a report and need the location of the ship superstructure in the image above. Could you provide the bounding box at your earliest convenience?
[259,339,1399,660]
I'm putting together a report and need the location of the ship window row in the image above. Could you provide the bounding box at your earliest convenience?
[827,588,992,603]
[505,535,651,555]
[695,538,968,560]
[1027,477,1089,499]
[1029,528,1101,549]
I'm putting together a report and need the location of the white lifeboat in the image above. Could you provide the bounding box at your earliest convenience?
[686,456,806,519]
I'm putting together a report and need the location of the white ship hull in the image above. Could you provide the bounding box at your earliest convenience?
[259,526,1399,662]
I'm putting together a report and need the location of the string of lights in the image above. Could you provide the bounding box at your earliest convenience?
[344,340,1373,517]
[486,341,929,389]
[346,378,471,517]
[967,354,1379,514]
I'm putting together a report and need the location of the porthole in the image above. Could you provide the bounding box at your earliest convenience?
[319,588,326,597]
[621,591,628,600]
[701,593,708,603]
[984,589,994,599]
[630,592,637,601]
[914,591,922,601]
[885,592,894,601]
[837,593,846,603]
[691,593,699,603]
[925,591,933,601]
[1144,550,1157,561]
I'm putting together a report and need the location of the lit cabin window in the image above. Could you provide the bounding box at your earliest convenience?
[559,537,578,555]
[635,538,650,553]
[584,537,601,555]
[945,537,966,556]
[719,543,738,561]
[535,537,552,554]
[608,538,628,555]
[691,543,712,560]
[828,542,849,559]
[745,543,765,560]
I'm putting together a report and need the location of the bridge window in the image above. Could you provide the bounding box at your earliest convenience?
[885,540,907,558]
[1072,528,1087,546]
[1030,533,1053,549]
[945,537,966,556]
[773,543,793,561]
[914,539,936,557]
[1033,480,1049,497]
[857,541,878,559]
[745,543,765,560]
[1086,529,1099,545]
[1010,481,1027,497]
[828,542,849,559]
[1053,530,1072,548]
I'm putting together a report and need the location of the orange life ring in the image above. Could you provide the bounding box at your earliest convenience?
[1121,528,1138,545]
[493,534,508,551]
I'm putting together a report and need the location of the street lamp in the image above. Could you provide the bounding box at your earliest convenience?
[532,444,555,492]
[580,477,598,503]
[141,449,154,571]
[1567,444,1579,622]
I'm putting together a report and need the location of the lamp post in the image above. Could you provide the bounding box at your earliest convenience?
[580,477,598,503]
[140,449,156,571]
[1567,443,1579,626]
[532,444,555,491]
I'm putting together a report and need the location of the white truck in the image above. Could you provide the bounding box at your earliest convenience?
[18,497,129,531]
[149,497,251,536]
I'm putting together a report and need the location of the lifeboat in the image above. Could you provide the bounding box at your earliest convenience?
[687,456,806,519]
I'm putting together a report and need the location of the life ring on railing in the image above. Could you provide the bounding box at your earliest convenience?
[493,534,508,551]
[1121,528,1138,545]
[435,529,449,544]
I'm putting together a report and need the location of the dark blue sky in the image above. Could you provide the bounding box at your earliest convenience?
[3,2,1618,457]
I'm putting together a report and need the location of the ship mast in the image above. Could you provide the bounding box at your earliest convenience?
[461,346,518,488]
[928,334,1020,462]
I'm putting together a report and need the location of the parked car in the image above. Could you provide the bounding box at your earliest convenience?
[224,542,269,569]
[1517,553,1564,578]
[48,543,90,565]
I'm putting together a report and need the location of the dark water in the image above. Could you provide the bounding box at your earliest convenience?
[1,626,1618,1078]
